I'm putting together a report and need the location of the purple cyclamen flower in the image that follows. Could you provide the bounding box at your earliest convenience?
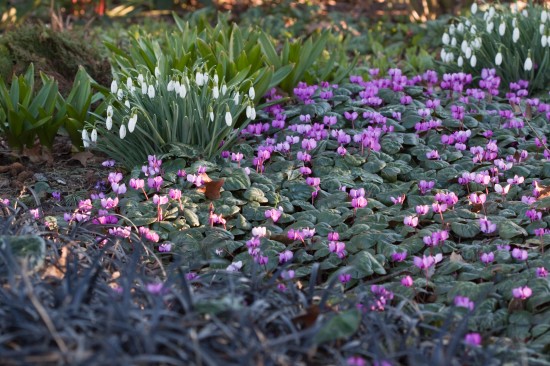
[418,180,435,195]
[351,197,368,209]
[279,250,293,264]
[404,215,418,227]
[413,253,443,269]
[416,205,430,215]
[265,207,283,222]
[479,217,496,233]
[328,232,339,241]
[129,178,144,190]
[392,251,407,262]
[158,242,172,252]
[328,241,346,258]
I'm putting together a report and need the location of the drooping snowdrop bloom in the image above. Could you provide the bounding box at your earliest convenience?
[147,85,155,99]
[471,2,477,14]
[457,56,464,67]
[442,32,450,45]
[128,113,137,133]
[495,51,503,66]
[111,79,118,94]
[224,109,232,126]
[82,129,90,148]
[470,54,477,67]
[248,86,255,99]
[90,128,97,142]
[524,54,533,71]
[513,27,520,43]
[119,124,127,140]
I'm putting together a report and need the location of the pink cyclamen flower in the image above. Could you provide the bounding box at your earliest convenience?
[464,333,482,346]
[339,273,351,284]
[454,296,474,311]
[279,250,293,264]
[413,253,443,269]
[511,248,528,261]
[351,197,368,209]
[416,205,430,215]
[346,356,366,366]
[401,275,413,287]
[404,215,418,227]
[392,251,407,262]
[512,286,532,300]
[158,242,172,252]
[479,217,496,233]
[265,207,283,223]
[536,267,548,278]
[328,232,340,241]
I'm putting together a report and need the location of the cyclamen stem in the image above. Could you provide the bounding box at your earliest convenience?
[141,188,149,200]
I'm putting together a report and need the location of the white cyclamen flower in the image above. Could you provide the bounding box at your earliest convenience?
[513,27,520,43]
[111,80,118,94]
[128,114,137,132]
[495,52,503,66]
[499,22,506,36]
[524,56,533,71]
[90,128,97,142]
[119,124,127,140]
[442,33,450,45]
[225,110,232,126]
[471,2,477,14]
[82,129,90,148]
[470,54,477,67]
[248,86,255,99]
[457,56,464,67]
[106,116,113,130]
[148,85,155,99]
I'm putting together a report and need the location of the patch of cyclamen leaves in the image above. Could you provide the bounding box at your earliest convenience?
[55,67,550,360]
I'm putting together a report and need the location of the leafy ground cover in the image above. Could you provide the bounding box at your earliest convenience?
[1,2,550,365]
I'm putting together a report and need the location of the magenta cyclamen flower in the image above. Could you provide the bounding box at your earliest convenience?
[339,273,351,284]
[536,267,548,278]
[416,205,430,215]
[512,286,532,300]
[391,251,407,262]
[403,215,418,227]
[418,180,435,195]
[390,194,405,205]
[401,275,413,287]
[265,207,283,223]
[413,253,443,269]
[480,252,495,264]
[351,197,368,210]
[327,232,340,241]
[279,250,293,264]
[158,242,172,252]
[328,241,346,258]
[464,333,482,346]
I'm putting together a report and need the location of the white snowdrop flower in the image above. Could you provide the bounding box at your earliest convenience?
[471,2,477,14]
[470,25,477,35]
[470,54,477,67]
[196,71,204,86]
[124,99,130,108]
[221,84,227,95]
[542,10,548,23]
[128,114,137,132]
[141,82,147,95]
[440,48,447,61]
[107,105,113,118]
[212,85,219,99]
[248,86,255,99]
[246,105,252,119]
[442,32,450,45]
[209,110,214,122]
[213,74,219,85]
[461,40,468,53]
[148,85,155,99]
[542,35,548,48]
[119,124,127,139]
[465,47,472,59]
[137,74,144,84]
[495,52,503,66]
[117,89,124,101]
[446,52,454,63]
[90,128,97,143]
[499,21,506,36]
[512,18,518,27]
[179,83,187,98]
[457,56,464,67]
[174,81,181,94]
[233,91,240,105]
[488,6,495,18]
[111,80,118,94]
[449,24,456,35]
[513,27,520,43]
[451,37,457,47]
[126,77,132,90]
[224,109,232,127]
[486,22,494,33]
[202,72,209,84]
[522,10,528,17]
[250,106,256,120]
[82,129,90,148]
[524,56,533,71]
[154,66,161,78]
[457,23,464,33]
[167,80,174,92]
[106,116,113,130]
[473,37,482,49]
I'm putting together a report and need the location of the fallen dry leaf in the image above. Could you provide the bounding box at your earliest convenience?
[196,173,224,200]
[23,145,54,165]
[70,151,95,167]
[42,246,68,280]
